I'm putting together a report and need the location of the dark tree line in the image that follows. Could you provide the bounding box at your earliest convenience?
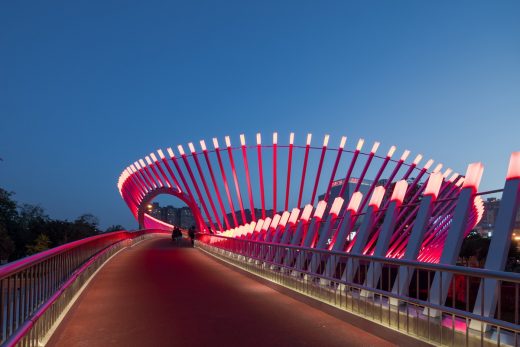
[0,187,125,263]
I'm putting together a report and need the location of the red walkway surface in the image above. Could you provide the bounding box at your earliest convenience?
[48,237,396,347]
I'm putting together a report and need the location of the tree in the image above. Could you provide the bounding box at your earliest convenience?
[26,234,51,255]
[76,213,99,230]
[105,225,125,233]
[0,224,15,263]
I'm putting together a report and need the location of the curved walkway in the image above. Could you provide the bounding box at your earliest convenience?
[48,237,396,347]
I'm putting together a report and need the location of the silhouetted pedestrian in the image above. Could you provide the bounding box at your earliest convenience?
[188,226,196,247]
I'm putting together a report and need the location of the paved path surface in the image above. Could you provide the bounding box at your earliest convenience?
[48,237,396,347]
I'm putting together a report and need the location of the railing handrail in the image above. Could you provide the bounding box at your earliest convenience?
[200,233,520,283]
[0,229,169,279]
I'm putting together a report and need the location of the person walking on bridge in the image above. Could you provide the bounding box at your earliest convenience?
[188,226,196,247]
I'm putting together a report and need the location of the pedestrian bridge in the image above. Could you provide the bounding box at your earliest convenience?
[1,132,519,346]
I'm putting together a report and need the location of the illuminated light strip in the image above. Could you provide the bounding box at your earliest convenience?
[178,145,216,231]
[168,149,201,225]
[239,134,256,222]
[324,136,347,202]
[388,179,457,258]
[284,133,295,211]
[278,211,291,227]
[328,193,363,251]
[157,150,182,193]
[273,132,278,216]
[213,138,239,227]
[139,159,159,189]
[310,134,329,205]
[256,133,266,219]
[200,140,231,230]
[338,138,364,199]
[347,192,363,213]
[355,144,397,216]
[369,186,385,208]
[146,156,167,188]
[506,151,520,180]
[288,208,301,225]
[390,180,408,204]
[297,134,312,208]
[134,161,154,191]
[345,187,385,254]
[462,162,484,190]
[224,136,247,224]
[329,197,344,217]
[313,200,328,221]
[300,204,313,222]
[188,144,223,231]
[424,172,444,199]
[433,163,443,173]
[150,153,172,189]
[136,160,155,190]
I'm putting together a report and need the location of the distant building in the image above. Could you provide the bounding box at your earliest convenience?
[147,203,195,229]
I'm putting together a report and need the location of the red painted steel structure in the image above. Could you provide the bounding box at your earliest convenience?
[117,132,484,264]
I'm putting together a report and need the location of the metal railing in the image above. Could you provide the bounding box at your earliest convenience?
[0,229,169,347]
[197,234,520,347]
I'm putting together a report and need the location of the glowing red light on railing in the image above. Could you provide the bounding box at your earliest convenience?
[313,200,327,220]
[443,168,452,178]
[369,186,385,208]
[289,132,295,145]
[145,156,152,165]
[212,138,219,149]
[347,192,363,213]
[433,163,443,173]
[329,197,344,217]
[506,152,520,180]
[157,149,166,159]
[391,180,408,204]
[256,133,261,145]
[188,142,196,153]
[139,159,146,168]
[177,145,185,156]
[273,132,278,145]
[424,172,443,199]
[166,148,175,158]
[225,136,231,148]
[462,162,484,190]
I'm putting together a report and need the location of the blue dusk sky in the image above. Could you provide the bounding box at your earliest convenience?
[1,1,519,229]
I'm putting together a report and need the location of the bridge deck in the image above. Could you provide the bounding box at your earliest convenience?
[48,237,395,347]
